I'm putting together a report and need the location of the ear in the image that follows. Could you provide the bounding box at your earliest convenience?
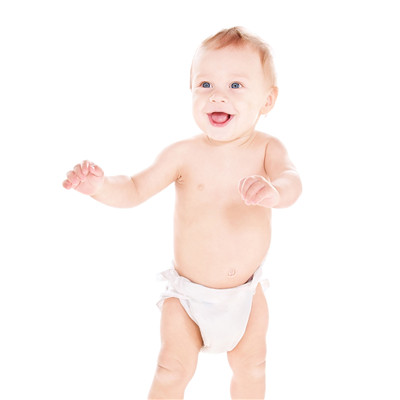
[260,86,278,115]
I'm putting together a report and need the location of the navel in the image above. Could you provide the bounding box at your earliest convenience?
[197,184,204,191]
[227,268,237,277]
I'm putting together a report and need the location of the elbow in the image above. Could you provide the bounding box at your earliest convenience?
[296,176,303,200]
[289,174,303,207]
[128,177,144,208]
[274,173,302,209]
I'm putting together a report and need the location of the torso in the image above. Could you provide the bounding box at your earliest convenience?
[173,132,272,288]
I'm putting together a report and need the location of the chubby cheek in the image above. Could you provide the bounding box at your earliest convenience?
[237,101,263,126]
[192,100,207,130]
[191,92,200,111]
[192,92,208,116]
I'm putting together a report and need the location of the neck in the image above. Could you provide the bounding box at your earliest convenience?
[205,130,258,148]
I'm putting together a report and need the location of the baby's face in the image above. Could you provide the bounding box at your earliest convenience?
[191,45,274,143]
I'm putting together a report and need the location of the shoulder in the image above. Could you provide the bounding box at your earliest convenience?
[254,131,286,154]
[156,138,192,160]
[161,135,201,153]
[255,131,293,170]
[154,136,203,172]
[158,135,204,161]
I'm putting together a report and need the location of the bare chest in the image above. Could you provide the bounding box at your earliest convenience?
[177,147,267,204]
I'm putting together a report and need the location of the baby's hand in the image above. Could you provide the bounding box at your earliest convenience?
[63,160,104,196]
[239,175,280,208]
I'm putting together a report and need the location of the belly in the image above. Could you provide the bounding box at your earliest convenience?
[173,204,271,288]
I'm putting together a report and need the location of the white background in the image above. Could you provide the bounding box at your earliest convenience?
[1,0,399,399]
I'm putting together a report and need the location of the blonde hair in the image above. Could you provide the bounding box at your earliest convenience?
[191,26,277,88]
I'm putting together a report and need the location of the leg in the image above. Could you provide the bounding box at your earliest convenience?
[227,284,269,399]
[148,298,203,399]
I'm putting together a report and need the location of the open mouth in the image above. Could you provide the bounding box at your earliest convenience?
[208,112,233,127]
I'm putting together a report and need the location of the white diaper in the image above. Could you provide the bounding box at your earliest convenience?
[157,266,268,353]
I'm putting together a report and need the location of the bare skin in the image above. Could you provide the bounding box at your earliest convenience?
[63,43,302,399]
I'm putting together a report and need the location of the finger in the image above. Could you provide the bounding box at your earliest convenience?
[240,177,261,200]
[74,164,87,182]
[239,176,255,196]
[66,170,81,188]
[82,160,91,175]
[244,181,266,204]
[246,180,265,198]
[253,186,269,204]
[73,164,85,180]
[62,179,72,190]
[89,164,104,178]
[238,177,247,193]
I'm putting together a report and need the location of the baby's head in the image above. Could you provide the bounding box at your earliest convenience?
[191,27,277,89]
[191,27,278,142]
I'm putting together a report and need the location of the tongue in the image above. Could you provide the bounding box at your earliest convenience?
[211,112,230,123]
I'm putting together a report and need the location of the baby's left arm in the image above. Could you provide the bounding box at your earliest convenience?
[239,138,302,208]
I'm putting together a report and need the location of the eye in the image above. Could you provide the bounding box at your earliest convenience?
[201,82,211,88]
[230,82,242,89]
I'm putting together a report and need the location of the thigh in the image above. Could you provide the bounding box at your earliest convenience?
[159,298,203,361]
[227,284,269,363]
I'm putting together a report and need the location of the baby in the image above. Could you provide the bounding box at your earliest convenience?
[63,27,302,399]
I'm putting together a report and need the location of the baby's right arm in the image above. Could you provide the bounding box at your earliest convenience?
[63,144,182,208]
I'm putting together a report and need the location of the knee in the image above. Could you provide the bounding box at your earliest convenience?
[230,357,266,381]
[228,348,266,380]
[155,348,197,387]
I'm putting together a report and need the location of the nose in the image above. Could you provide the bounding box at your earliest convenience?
[209,91,228,103]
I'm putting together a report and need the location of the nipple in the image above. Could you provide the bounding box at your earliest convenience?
[227,268,237,277]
